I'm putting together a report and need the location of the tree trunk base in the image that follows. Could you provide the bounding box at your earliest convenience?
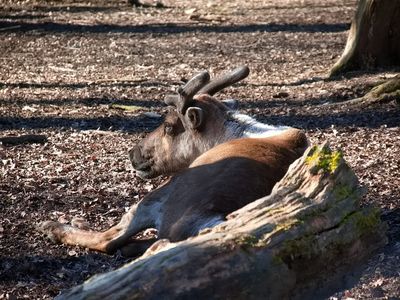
[56,145,387,300]
[326,75,400,108]
[330,0,400,77]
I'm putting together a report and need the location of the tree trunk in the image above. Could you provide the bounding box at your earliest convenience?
[56,145,387,300]
[330,0,400,76]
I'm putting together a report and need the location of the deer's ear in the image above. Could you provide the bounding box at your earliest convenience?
[185,107,204,129]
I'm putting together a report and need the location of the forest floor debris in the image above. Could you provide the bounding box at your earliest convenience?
[0,0,399,298]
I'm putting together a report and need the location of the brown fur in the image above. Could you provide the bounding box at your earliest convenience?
[38,128,308,256]
[38,88,309,256]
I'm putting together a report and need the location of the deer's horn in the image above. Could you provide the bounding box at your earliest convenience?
[164,70,210,114]
[197,66,250,96]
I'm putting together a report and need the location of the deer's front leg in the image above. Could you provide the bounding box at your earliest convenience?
[37,200,159,254]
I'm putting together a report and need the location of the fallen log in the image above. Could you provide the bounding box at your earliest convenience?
[56,144,387,300]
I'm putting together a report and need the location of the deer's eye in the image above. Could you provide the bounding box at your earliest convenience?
[164,123,174,135]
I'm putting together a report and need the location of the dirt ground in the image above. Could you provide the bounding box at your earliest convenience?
[0,0,399,299]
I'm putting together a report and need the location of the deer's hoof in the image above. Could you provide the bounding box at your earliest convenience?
[71,217,91,230]
[36,220,67,243]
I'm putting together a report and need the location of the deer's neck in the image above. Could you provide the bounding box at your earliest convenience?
[224,113,291,139]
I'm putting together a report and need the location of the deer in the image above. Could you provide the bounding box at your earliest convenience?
[38,66,309,257]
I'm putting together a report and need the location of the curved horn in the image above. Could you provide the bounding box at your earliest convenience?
[164,70,210,114]
[197,66,250,96]
[180,70,210,99]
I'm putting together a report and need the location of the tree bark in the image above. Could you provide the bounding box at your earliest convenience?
[56,145,387,300]
[330,0,400,77]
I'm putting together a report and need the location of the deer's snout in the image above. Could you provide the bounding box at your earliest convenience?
[129,144,154,173]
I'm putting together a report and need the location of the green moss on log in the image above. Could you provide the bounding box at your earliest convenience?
[235,220,302,251]
[339,207,382,237]
[275,219,301,232]
[235,234,259,249]
[354,208,381,235]
[278,235,316,262]
[275,208,382,265]
[306,146,343,174]
[333,183,358,203]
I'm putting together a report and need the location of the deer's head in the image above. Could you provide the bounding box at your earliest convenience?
[129,66,249,179]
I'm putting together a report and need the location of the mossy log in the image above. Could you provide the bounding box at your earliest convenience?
[56,145,387,300]
[330,0,400,77]
[327,74,400,108]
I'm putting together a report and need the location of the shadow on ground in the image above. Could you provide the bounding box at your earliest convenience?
[0,114,163,132]
[0,20,350,35]
[1,107,399,132]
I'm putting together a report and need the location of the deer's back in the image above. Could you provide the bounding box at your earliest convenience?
[158,129,308,241]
